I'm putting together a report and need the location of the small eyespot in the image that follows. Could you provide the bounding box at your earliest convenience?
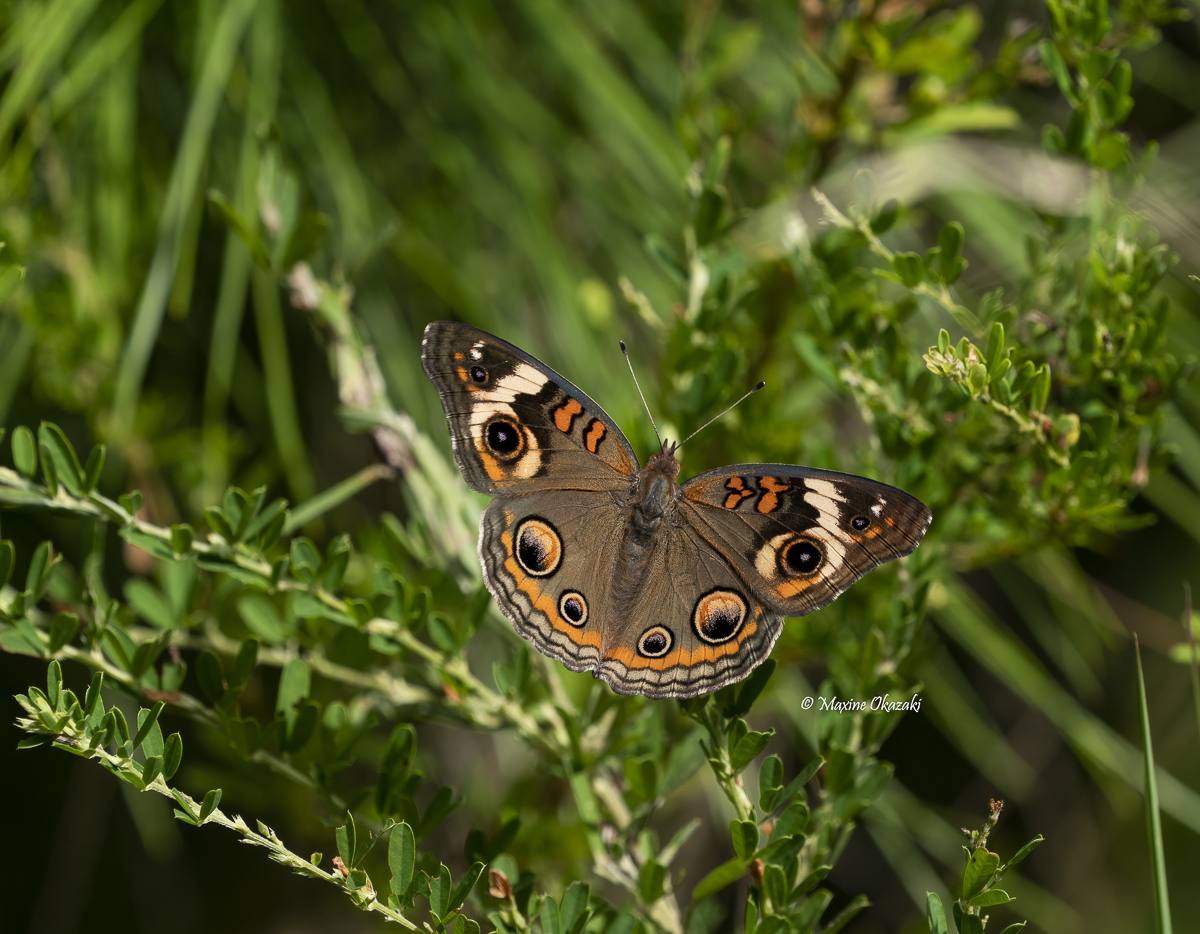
[470,366,488,383]
[559,591,588,627]
[783,539,823,576]
[851,516,871,531]
[692,590,747,644]
[486,419,521,454]
[515,518,562,577]
[637,626,673,658]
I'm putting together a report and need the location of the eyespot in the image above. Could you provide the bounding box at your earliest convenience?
[782,539,823,576]
[851,516,871,531]
[692,589,747,644]
[637,626,673,658]
[485,418,523,457]
[514,518,562,577]
[559,591,588,627]
[470,366,488,383]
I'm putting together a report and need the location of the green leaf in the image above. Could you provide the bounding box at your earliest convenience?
[82,444,105,493]
[196,650,225,703]
[962,848,1001,899]
[284,703,319,753]
[429,863,452,920]
[11,426,38,479]
[997,924,1028,934]
[937,329,950,355]
[199,788,222,822]
[163,732,183,780]
[1031,364,1051,412]
[276,657,311,712]
[389,821,416,897]
[130,702,165,752]
[227,638,259,694]
[119,526,176,562]
[1038,40,1075,103]
[730,819,759,861]
[170,523,194,556]
[985,322,1005,375]
[239,593,286,644]
[999,835,1043,875]
[141,755,163,786]
[38,423,86,496]
[938,222,965,280]
[757,833,805,867]
[892,252,924,289]
[336,812,356,866]
[280,211,330,270]
[207,189,271,269]
[560,881,590,934]
[0,539,14,589]
[638,858,666,904]
[48,613,79,652]
[624,755,658,804]
[449,861,486,911]
[758,754,783,811]
[46,659,62,709]
[205,506,236,542]
[926,892,948,934]
[968,889,1014,907]
[0,263,24,304]
[25,540,52,601]
[730,728,773,773]
[729,658,777,716]
[82,671,105,722]
[125,579,175,629]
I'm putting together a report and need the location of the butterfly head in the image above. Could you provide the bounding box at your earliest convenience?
[646,440,681,481]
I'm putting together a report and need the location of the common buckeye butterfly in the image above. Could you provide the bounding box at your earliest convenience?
[422,321,931,699]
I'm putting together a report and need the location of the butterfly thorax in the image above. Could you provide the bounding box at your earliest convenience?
[631,447,682,533]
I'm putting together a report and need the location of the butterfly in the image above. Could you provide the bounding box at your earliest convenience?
[421,321,932,699]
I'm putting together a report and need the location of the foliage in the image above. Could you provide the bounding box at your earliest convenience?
[3,0,1200,932]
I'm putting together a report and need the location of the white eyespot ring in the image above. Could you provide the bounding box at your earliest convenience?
[514,518,562,577]
[692,589,747,644]
[559,591,588,627]
[637,626,673,658]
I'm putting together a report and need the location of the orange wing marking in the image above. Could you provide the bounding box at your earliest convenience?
[584,419,606,454]
[756,477,793,514]
[501,529,600,648]
[554,398,584,433]
[723,476,755,510]
[603,609,761,670]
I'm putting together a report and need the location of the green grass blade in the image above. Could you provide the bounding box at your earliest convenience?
[936,580,1200,834]
[283,464,395,535]
[251,268,315,503]
[111,0,259,441]
[1135,635,1173,934]
[46,0,164,118]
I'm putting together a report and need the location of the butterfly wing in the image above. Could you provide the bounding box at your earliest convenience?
[422,321,639,494]
[680,465,932,617]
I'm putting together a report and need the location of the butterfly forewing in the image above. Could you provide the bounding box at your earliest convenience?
[421,321,639,494]
[681,465,932,618]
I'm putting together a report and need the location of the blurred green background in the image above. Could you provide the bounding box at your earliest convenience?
[2,0,1200,931]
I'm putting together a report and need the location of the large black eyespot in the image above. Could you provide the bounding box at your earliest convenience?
[470,366,488,383]
[692,589,747,644]
[851,516,871,531]
[486,419,521,455]
[514,518,562,577]
[559,591,588,626]
[637,626,673,658]
[784,539,823,575]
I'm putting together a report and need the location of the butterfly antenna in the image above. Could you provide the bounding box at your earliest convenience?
[620,340,663,449]
[677,381,766,450]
